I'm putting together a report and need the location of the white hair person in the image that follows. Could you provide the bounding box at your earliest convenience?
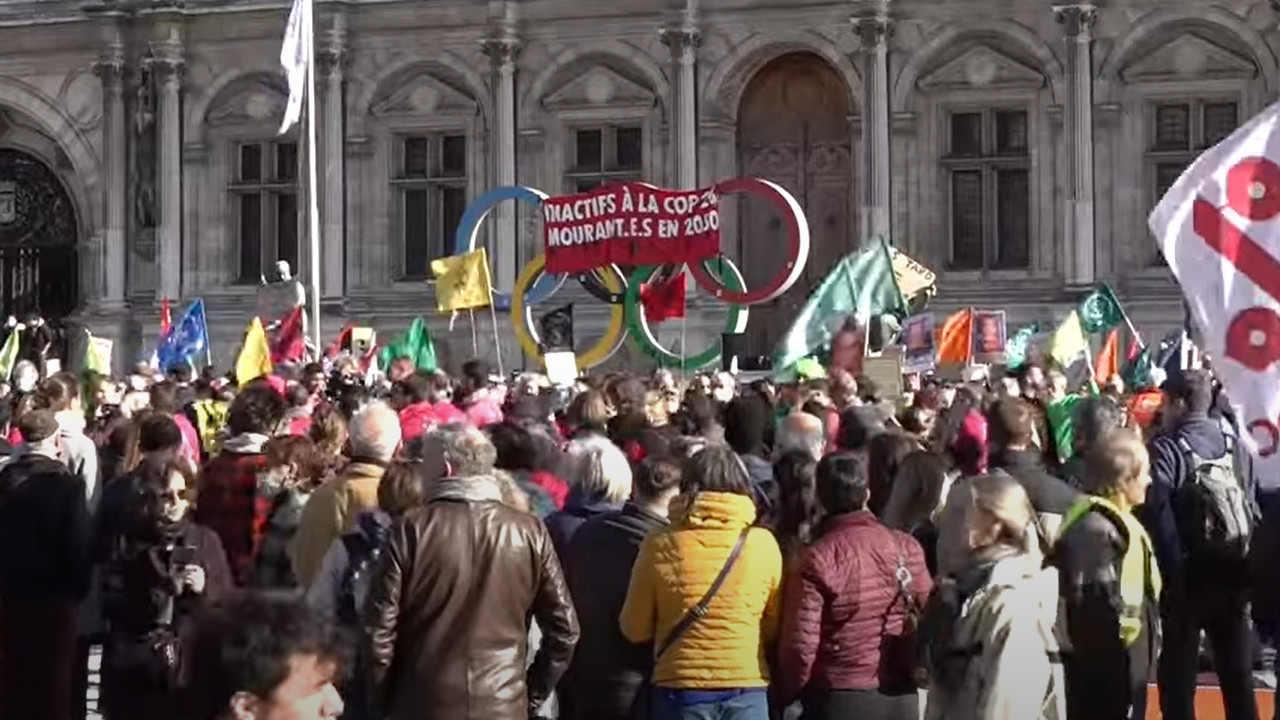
[348,402,402,462]
[566,435,633,505]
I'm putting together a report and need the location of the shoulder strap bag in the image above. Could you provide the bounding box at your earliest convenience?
[654,527,751,660]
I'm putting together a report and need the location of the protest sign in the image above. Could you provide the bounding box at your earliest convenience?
[542,182,720,274]
[888,246,937,299]
[900,313,937,373]
[862,347,903,400]
[971,310,1007,364]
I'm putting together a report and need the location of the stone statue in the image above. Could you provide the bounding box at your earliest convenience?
[133,61,157,229]
[257,260,307,331]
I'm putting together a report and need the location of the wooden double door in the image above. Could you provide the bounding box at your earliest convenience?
[735,52,855,358]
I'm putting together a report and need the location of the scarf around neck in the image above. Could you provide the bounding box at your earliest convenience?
[430,475,504,504]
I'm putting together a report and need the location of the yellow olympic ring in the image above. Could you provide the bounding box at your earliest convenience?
[512,255,627,369]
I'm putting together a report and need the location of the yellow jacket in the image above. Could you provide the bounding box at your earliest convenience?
[290,461,386,588]
[620,491,782,689]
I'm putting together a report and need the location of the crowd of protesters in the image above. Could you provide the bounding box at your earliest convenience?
[0,350,1272,720]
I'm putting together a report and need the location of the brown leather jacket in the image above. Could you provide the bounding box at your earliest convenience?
[363,476,579,720]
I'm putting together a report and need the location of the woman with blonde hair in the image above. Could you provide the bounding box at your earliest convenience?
[923,473,1065,720]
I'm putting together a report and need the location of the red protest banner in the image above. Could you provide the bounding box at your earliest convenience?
[542,182,720,274]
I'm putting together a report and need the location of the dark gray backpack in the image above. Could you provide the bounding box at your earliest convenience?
[1177,436,1251,560]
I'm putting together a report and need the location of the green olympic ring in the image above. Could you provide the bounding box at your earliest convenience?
[624,257,749,370]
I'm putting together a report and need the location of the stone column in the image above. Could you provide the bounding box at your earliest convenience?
[482,24,520,296]
[1055,3,1097,286]
[152,33,184,301]
[93,45,127,308]
[661,12,699,190]
[852,9,892,242]
[319,16,347,301]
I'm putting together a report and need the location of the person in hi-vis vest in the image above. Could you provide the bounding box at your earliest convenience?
[1053,428,1161,720]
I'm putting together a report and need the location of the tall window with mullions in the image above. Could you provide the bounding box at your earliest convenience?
[231,141,298,283]
[395,133,468,280]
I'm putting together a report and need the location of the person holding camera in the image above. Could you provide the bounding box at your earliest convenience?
[101,461,232,720]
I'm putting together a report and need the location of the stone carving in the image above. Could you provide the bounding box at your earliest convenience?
[133,59,157,230]
[1120,33,1257,81]
[206,78,288,126]
[257,260,307,327]
[62,69,104,130]
[543,65,655,110]
[369,71,475,116]
[917,45,1045,91]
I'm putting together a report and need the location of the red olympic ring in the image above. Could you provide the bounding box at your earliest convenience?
[687,177,810,305]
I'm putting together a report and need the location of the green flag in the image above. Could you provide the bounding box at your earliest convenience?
[0,330,19,381]
[1077,285,1125,334]
[378,317,437,372]
[1122,344,1155,389]
[772,238,906,375]
[1005,324,1040,370]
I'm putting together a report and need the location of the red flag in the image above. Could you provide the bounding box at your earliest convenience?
[159,297,172,336]
[640,271,687,324]
[271,307,306,364]
[325,323,353,359]
[1095,329,1120,384]
[1126,337,1142,363]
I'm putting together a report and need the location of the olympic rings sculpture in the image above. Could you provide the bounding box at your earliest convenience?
[456,179,809,370]
[626,260,749,370]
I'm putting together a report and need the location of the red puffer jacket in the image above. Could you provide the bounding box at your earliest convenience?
[775,512,932,703]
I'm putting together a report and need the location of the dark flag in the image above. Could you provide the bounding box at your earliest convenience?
[540,304,574,353]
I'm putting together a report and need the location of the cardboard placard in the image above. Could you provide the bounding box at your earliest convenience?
[888,246,937,299]
[861,348,903,400]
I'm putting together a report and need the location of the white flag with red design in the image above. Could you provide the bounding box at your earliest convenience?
[1149,100,1280,488]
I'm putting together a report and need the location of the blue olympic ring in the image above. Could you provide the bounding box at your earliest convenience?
[453,185,563,309]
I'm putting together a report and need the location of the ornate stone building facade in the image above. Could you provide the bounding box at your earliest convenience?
[0,0,1275,370]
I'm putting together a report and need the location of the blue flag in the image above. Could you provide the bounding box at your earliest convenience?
[156,299,209,372]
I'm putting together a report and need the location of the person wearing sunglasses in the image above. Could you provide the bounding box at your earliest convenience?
[100,461,233,720]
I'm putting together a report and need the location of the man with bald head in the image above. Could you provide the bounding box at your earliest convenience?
[775,412,826,461]
[292,402,402,587]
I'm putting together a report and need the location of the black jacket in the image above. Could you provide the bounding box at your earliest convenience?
[561,502,668,720]
[1250,495,1280,633]
[0,452,92,602]
[993,449,1079,545]
[1141,413,1255,592]
[1055,508,1158,720]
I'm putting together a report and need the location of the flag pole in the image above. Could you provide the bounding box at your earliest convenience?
[487,298,504,376]
[200,300,213,369]
[469,309,479,356]
[303,0,322,360]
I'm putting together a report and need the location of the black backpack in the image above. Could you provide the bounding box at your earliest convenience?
[337,523,389,626]
[1175,435,1251,561]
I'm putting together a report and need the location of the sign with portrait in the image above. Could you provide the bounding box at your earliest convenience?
[900,313,937,373]
[971,310,1008,364]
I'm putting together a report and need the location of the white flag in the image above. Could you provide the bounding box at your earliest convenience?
[1148,100,1280,487]
[278,0,310,134]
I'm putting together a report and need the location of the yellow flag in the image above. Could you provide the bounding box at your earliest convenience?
[431,248,492,313]
[1048,310,1088,367]
[235,317,273,387]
